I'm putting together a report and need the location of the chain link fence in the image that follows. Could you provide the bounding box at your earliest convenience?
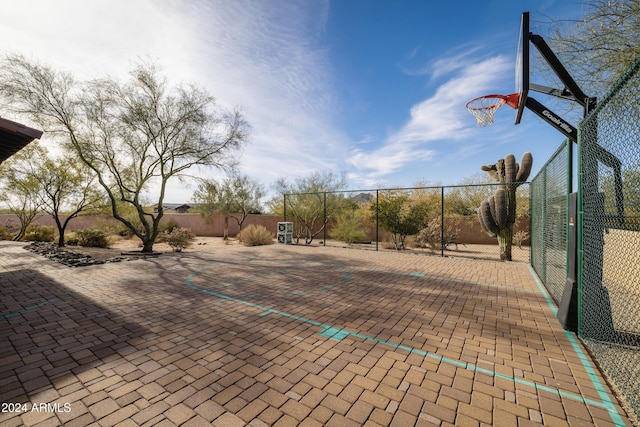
[283,183,530,262]
[578,58,640,421]
[530,140,571,304]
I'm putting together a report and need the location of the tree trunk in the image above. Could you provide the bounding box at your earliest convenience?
[223,216,229,240]
[497,224,513,261]
[141,239,155,253]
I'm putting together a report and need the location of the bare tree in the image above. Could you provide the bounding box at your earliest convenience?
[540,0,640,98]
[269,172,348,245]
[0,54,248,252]
[0,144,43,241]
[32,144,105,246]
[192,174,264,239]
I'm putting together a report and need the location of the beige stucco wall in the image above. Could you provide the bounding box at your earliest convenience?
[1,213,529,244]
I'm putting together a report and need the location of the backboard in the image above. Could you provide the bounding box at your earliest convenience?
[514,12,530,124]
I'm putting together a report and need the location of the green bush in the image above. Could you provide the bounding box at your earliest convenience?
[0,226,14,240]
[160,218,179,233]
[238,225,274,246]
[23,224,55,242]
[65,232,80,246]
[76,228,110,248]
[163,227,194,252]
[330,211,368,244]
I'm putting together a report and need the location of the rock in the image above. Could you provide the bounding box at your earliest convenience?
[24,242,134,267]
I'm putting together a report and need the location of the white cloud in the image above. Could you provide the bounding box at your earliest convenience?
[176,0,352,185]
[1,1,527,200]
[2,0,353,200]
[1,0,196,81]
[347,55,511,185]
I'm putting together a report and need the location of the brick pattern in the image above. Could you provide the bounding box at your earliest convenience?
[0,241,632,426]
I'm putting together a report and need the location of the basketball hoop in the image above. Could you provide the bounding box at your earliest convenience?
[466,93,520,126]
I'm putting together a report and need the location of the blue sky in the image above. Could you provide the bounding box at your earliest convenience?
[1,0,586,201]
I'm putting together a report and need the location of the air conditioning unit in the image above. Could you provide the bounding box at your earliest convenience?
[277,222,293,244]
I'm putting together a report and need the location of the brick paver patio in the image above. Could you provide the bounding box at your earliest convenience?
[0,241,632,426]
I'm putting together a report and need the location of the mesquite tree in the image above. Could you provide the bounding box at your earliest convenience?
[477,152,533,261]
[0,54,247,252]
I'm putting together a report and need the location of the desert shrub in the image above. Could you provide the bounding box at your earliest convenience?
[22,224,55,242]
[65,232,80,246]
[163,227,195,252]
[238,224,274,246]
[513,230,530,249]
[160,218,179,233]
[76,228,110,248]
[330,211,368,244]
[414,218,460,251]
[0,226,14,240]
[414,219,440,250]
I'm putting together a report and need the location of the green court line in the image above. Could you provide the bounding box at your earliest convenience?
[186,263,623,417]
[4,251,624,424]
[526,264,625,426]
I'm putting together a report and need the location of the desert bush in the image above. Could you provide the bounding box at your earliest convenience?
[414,218,460,251]
[65,232,80,246]
[414,218,440,250]
[160,218,179,233]
[238,224,274,246]
[22,224,55,242]
[330,210,368,243]
[163,227,195,252]
[513,230,530,249]
[0,225,14,240]
[76,228,110,248]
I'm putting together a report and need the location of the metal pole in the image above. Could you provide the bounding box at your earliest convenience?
[323,192,327,246]
[441,186,445,257]
[566,139,573,280]
[375,189,379,251]
[283,194,287,222]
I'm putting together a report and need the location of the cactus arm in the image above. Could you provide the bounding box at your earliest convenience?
[479,199,499,236]
[494,189,508,228]
[497,159,505,182]
[481,164,499,181]
[507,190,517,224]
[505,154,517,183]
[488,194,497,224]
[516,152,533,182]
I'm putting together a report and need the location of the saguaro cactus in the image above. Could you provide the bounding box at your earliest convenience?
[478,152,533,261]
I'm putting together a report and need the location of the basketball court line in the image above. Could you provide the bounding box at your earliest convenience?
[1,250,625,424]
[527,265,625,425]
[186,259,625,423]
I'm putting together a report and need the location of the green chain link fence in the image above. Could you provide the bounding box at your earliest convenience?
[578,58,640,421]
[283,183,530,262]
[530,140,571,304]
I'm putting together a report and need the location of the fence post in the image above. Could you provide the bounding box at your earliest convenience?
[323,192,327,247]
[375,189,379,251]
[441,186,445,257]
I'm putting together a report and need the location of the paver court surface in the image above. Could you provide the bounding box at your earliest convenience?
[0,241,632,426]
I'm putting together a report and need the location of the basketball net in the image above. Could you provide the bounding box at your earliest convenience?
[466,93,519,126]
